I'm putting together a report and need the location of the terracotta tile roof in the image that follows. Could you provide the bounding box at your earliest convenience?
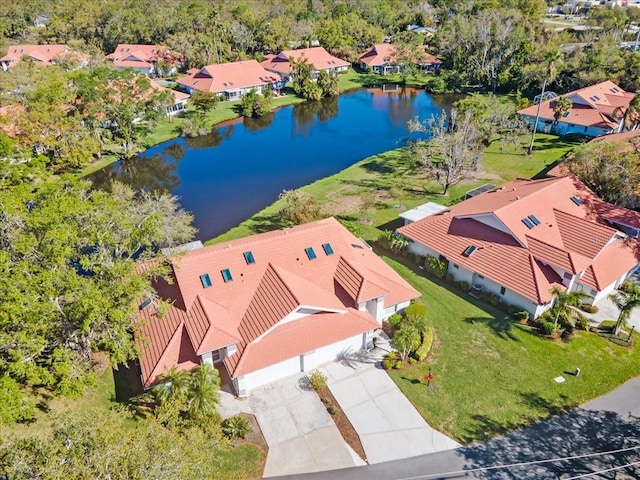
[358,44,441,67]
[0,44,82,68]
[518,80,634,130]
[105,44,169,62]
[176,60,281,94]
[398,176,640,305]
[335,256,389,303]
[260,47,350,75]
[231,309,378,376]
[136,217,419,386]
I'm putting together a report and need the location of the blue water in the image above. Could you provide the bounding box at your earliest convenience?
[91,86,459,241]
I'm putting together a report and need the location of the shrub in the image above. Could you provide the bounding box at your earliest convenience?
[378,230,394,250]
[424,255,448,279]
[514,311,530,322]
[413,254,424,266]
[460,281,469,292]
[394,360,404,369]
[580,303,599,313]
[408,357,417,364]
[381,352,398,370]
[576,315,590,331]
[537,318,558,336]
[404,302,427,323]
[619,279,634,293]
[497,301,508,311]
[486,293,499,306]
[222,415,250,440]
[445,273,454,284]
[414,326,434,361]
[387,313,403,327]
[506,305,520,316]
[309,370,328,391]
[327,405,341,415]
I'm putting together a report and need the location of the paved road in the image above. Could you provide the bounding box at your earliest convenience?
[271,376,640,480]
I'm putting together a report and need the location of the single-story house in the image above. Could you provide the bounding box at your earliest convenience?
[357,44,442,74]
[546,129,640,178]
[136,217,419,396]
[260,47,350,82]
[105,44,182,76]
[398,175,640,318]
[176,60,284,100]
[150,81,188,116]
[0,44,87,71]
[518,80,635,138]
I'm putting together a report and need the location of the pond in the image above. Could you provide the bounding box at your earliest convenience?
[90,86,460,241]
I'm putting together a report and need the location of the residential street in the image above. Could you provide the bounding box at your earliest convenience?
[271,376,640,480]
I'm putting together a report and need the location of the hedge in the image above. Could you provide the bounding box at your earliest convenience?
[414,326,434,361]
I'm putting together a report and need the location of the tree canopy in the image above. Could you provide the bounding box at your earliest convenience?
[0,178,195,410]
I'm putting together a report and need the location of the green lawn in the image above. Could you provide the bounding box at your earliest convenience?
[384,257,640,444]
[211,133,574,245]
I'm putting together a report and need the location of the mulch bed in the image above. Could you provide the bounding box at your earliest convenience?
[231,413,268,453]
[315,385,367,463]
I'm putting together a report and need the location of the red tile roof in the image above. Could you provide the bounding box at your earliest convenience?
[0,44,83,68]
[260,47,350,75]
[105,44,169,62]
[398,176,640,305]
[136,217,419,387]
[518,80,634,130]
[358,44,441,67]
[176,60,281,94]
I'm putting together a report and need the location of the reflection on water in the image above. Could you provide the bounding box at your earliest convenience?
[90,86,460,241]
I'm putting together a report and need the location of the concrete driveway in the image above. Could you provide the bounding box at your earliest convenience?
[249,373,364,478]
[320,338,460,464]
[583,290,640,331]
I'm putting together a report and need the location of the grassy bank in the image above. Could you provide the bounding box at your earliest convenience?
[211,133,577,245]
[385,257,640,443]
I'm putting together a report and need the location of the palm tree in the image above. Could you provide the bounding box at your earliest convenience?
[152,367,191,405]
[186,363,221,420]
[528,49,562,155]
[549,286,592,329]
[610,282,640,335]
[613,94,640,133]
[392,324,420,361]
[552,96,572,132]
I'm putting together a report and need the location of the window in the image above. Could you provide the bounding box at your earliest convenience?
[478,274,485,279]
[462,245,477,257]
[221,269,233,282]
[200,273,212,288]
[322,243,334,255]
[500,287,506,295]
[570,196,583,206]
[305,247,317,260]
[211,350,221,362]
[522,217,535,229]
[563,271,572,279]
[243,251,255,264]
[453,264,459,269]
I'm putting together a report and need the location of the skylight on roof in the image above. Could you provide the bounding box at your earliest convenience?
[570,196,583,206]
[243,251,255,264]
[221,269,233,282]
[139,299,152,310]
[200,273,212,288]
[305,247,317,260]
[522,217,535,229]
[322,243,334,255]
[528,214,541,226]
[462,245,478,257]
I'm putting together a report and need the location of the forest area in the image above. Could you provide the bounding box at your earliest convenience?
[2,0,640,478]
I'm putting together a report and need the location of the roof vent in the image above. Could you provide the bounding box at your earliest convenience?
[139,299,152,310]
